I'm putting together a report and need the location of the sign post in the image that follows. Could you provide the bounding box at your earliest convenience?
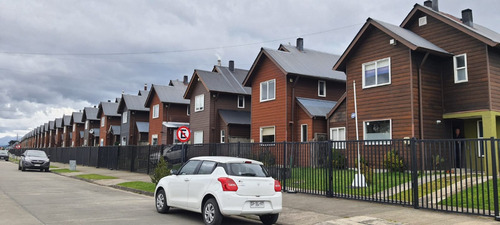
[176,126,191,163]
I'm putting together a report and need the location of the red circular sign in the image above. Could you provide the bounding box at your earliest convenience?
[176,126,191,143]
[15,144,21,149]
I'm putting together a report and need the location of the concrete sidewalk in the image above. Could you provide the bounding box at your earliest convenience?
[49,162,497,225]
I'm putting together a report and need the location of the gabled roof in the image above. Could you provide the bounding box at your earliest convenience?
[327,93,347,118]
[334,18,450,71]
[117,91,150,113]
[136,122,149,133]
[244,44,346,86]
[63,115,72,127]
[44,123,49,132]
[296,97,337,118]
[219,110,251,125]
[401,4,500,48]
[184,66,250,99]
[109,125,120,135]
[144,83,189,107]
[97,101,120,118]
[71,112,84,124]
[49,120,55,130]
[55,118,63,128]
[82,107,99,121]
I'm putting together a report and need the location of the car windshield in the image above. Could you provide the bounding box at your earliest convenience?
[26,151,47,158]
[0,150,7,154]
[227,163,269,177]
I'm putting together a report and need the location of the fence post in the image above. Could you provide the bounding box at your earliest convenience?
[237,142,241,157]
[490,137,499,220]
[411,137,419,209]
[147,145,151,174]
[283,141,287,191]
[327,141,333,197]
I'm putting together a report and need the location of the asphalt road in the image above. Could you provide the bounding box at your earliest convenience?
[0,161,260,225]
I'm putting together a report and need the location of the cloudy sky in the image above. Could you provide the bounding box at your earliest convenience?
[0,0,498,145]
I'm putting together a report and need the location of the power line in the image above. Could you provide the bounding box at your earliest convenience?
[0,23,362,57]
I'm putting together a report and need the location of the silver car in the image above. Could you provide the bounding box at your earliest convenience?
[19,150,50,172]
[0,150,8,161]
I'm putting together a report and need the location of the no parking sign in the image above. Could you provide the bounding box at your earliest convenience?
[176,126,191,143]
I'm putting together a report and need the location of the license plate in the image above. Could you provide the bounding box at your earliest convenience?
[34,164,40,167]
[250,201,264,208]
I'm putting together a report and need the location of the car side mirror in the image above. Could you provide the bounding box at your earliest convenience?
[170,169,178,175]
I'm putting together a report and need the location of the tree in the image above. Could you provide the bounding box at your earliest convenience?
[8,140,17,146]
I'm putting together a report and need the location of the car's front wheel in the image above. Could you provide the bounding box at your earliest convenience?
[203,198,222,225]
[259,213,279,225]
[155,189,169,213]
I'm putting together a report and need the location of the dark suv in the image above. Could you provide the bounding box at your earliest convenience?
[19,150,50,172]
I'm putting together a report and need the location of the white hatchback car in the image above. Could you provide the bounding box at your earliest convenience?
[155,156,282,225]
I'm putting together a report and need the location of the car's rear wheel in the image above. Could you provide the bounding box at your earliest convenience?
[18,164,21,170]
[259,213,279,225]
[45,168,50,172]
[155,189,169,213]
[203,198,222,225]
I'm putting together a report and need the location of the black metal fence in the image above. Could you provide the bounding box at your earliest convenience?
[9,138,500,219]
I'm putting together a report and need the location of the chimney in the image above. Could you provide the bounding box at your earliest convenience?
[462,9,473,27]
[296,38,304,51]
[94,105,96,108]
[217,59,221,66]
[229,60,234,72]
[183,75,188,84]
[432,0,439,11]
[144,83,147,91]
[107,100,111,102]
[424,0,432,7]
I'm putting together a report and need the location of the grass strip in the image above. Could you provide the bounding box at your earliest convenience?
[441,179,500,211]
[51,169,79,173]
[389,175,466,202]
[76,174,117,180]
[117,181,156,193]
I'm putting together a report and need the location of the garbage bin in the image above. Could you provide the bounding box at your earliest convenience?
[69,160,77,171]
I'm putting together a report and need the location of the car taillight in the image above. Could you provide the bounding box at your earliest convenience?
[218,177,238,191]
[274,180,282,192]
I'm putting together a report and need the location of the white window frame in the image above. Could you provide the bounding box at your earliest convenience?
[73,124,76,132]
[301,124,308,142]
[152,104,160,119]
[195,94,205,112]
[220,130,225,143]
[85,120,89,130]
[100,138,104,147]
[237,95,245,108]
[453,54,468,83]
[330,127,346,149]
[418,16,427,26]
[194,131,203,144]
[363,119,392,145]
[152,134,158,146]
[477,120,484,157]
[101,116,105,127]
[318,80,326,97]
[187,105,190,116]
[122,111,128,124]
[71,141,75,147]
[64,126,67,134]
[260,126,276,143]
[260,79,276,102]
[362,57,391,89]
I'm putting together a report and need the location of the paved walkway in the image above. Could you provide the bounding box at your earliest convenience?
[49,162,498,225]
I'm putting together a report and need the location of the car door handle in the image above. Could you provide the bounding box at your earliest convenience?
[184,178,190,182]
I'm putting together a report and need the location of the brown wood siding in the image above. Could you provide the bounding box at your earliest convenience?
[212,93,251,143]
[328,100,347,131]
[100,116,120,146]
[228,125,250,141]
[189,79,211,144]
[489,47,500,111]
[296,106,312,142]
[148,93,163,144]
[345,26,413,141]
[250,55,288,142]
[71,124,84,147]
[312,118,327,140]
[128,111,149,146]
[406,13,490,113]
[293,76,345,101]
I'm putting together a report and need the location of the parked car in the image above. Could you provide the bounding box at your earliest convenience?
[149,144,187,164]
[18,150,50,172]
[0,150,9,161]
[155,156,282,225]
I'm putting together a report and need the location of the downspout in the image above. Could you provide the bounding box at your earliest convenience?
[418,52,430,140]
[409,49,415,137]
[291,75,300,142]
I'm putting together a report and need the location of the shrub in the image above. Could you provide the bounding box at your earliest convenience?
[432,154,445,170]
[383,150,406,172]
[332,149,346,169]
[355,157,373,184]
[150,157,170,185]
[258,150,276,166]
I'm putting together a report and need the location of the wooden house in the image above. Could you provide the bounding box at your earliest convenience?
[54,118,63,147]
[117,90,150,146]
[97,99,121,146]
[70,112,84,147]
[184,61,251,144]
[82,107,100,146]
[62,115,72,147]
[145,78,190,146]
[243,38,346,143]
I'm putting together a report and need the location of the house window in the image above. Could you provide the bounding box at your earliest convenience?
[237,95,245,108]
[195,94,204,112]
[101,116,105,127]
[152,104,160,119]
[260,126,275,143]
[121,137,127,146]
[71,141,74,147]
[419,16,427,26]
[477,120,484,157]
[362,58,391,88]
[100,138,104,146]
[220,130,225,143]
[64,126,67,134]
[84,139,88,146]
[152,134,158,146]
[73,124,76,132]
[318,80,326,97]
[301,124,308,142]
[260,79,276,102]
[454,54,468,83]
[330,127,346,149]
[364,119,391,145]
[187,105,190,116]
[122,112,128,124]
[194,131,203,144]
[85,121,89,130]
